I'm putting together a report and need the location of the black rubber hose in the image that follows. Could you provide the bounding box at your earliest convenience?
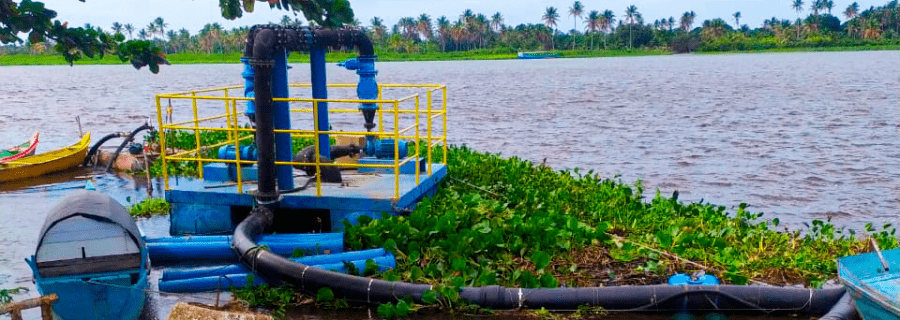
[232,207,846,313]
[104,123,152,172]
[83,132,126,166]
[250,28,278,202]
[818,292,860,320]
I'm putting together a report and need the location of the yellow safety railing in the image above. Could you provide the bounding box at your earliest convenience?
[155,83,448,200]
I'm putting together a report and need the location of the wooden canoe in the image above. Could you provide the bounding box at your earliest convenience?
[0,132,90,183]
[0,131,39,162]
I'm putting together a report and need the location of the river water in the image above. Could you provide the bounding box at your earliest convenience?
[0,50,898,318]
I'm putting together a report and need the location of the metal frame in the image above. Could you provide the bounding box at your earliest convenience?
[155,83,448,200]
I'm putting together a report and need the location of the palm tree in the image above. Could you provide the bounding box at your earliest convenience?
[792,0,804,38]
[569,1,584,33]
[811,0,822,15]
[146,23,157,40]
[569,1,584,49]
[680,11,696,31]
[371,17,386,39]
[668,16,676,31]
[844,2,859,37]
[600,10,615,49]
[733,12,741,28]
[124,24,134,39]
[437,16,450,50]
[137,28,149,40]
[585,10,601,49]
[111,22,123,35]
[490,12,503,33]
[281,15,293,26]
[823,0,834,15]
[417,14,433,41]
[460,9,474,24]
[625,5,639,48]
[543,6,559,49]
[153,17,167,39]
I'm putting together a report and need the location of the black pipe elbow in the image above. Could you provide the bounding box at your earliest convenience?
[313,29,374,56]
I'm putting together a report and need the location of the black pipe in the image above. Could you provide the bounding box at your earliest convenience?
[104,123,152,172]
[250,28,278,203]
[292,144,361,176]
[83,132,127,166]
[818,293,860,320]
[232,207,846,313]
[243,25,375,204]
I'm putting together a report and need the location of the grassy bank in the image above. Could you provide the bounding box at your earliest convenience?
[695,44,900,55]
[5,44,896,67]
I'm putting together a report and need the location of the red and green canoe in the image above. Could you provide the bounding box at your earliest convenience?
[0,132,39,163]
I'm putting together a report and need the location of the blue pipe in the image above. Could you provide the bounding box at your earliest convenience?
[158,256,396,293]
[146,233,342,243]
[240,58,256,122]
[161,249,389,281]
[148,238,344,264]
[310,47,331,160]
[273,49,294,190]
[339,55,380,152]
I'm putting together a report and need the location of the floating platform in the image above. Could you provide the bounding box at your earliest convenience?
[165,161,447,235]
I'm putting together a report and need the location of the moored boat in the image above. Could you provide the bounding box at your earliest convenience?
[0,131,39,162]
[517,51,560,59]
[838,241,900,320]
[25,191,148,320]
[0,132,89,183]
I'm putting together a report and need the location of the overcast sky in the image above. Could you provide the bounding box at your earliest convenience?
[50,0,882,35]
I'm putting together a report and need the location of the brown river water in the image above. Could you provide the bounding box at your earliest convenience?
[0,50,898,319]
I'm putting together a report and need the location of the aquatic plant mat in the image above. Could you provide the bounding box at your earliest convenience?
[167,302,273,320]
[344,145,897,290]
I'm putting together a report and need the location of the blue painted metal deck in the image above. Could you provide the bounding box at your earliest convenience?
[165,163,447,235]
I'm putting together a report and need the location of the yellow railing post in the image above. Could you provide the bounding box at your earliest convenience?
[313,100,322,197]
[155,96,169,190]
[378,85,384,135]
[191,91,204,179]
[415,94,420,184]
[426,90,432,175]
[442,86,448,164]
[230,99,244,194]
[224,90,233,142]
[393,100,400,201]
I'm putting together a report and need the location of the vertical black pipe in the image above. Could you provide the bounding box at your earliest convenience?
[250,29,278,202]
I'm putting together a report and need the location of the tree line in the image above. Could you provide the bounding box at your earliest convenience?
[3,0,899,57]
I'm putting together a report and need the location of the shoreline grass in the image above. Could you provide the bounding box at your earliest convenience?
[2,44,896,67]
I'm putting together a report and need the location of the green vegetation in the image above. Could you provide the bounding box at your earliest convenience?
[126,197,171,217]
[0,0,353,72]
[143,129,330,178]
[231,275,300,319]
[0,287,28,304]
[343,145,892,295]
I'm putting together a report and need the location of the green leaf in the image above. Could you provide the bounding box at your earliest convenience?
[421,290,437,304]
[316,287,334,302]
[377,303,396,319]
[531,251,551,271]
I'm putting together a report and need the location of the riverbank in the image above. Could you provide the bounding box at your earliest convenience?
[3,44,897,66]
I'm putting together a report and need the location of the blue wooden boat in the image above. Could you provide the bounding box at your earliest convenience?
[838,240,900,320]
[517,51,560,59]
[25,191,148,320]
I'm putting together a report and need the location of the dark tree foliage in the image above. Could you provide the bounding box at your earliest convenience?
[0,0,354,73]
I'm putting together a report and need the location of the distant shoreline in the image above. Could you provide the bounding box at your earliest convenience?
[1,45,897,66]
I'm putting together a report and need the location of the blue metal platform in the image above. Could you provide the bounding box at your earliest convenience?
[165,162,446,235]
